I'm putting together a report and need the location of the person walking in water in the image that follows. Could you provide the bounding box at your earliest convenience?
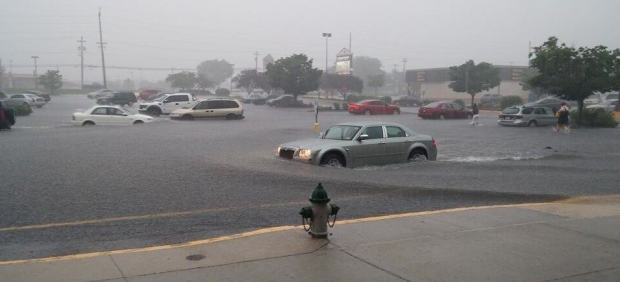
[470,103,480,126]
[554,102,570,133]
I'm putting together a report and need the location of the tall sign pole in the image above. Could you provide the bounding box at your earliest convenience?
[78,37,86,89]
[98,7,108,88]
[31,56,39,89]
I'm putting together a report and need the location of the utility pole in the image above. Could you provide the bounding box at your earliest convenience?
[97,7,108,88]
[322,33,331,73]
[402,58,408,96]
[0,58,3,91]
[253,52,260,71]
[139,68,143,89]
[78,36,86,89]
[31,56,39,89]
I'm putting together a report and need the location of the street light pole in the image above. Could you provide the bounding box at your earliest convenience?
[322,33,332,73]
[31,56,39,89]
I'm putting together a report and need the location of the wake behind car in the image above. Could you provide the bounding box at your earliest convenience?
[72,106,153,126]
[498,106,556,127]
[417,102,472,119]
[267,95,298,107]
[276,122,436,168]
[23,90,51,102]
[96,91,138,106]
[138,93,197,117]
[170,98,244,120]
[586,99,618,113]
[524,98,569,113]
[348,100,401,115]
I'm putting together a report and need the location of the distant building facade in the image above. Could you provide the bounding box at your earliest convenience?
[263,54,274,70]
[406,65,536,103]
[5,73,37,89]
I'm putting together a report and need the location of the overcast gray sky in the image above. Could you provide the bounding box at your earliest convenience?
[1,0,619,84]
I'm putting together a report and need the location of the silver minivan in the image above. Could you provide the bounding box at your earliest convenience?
[498,106,556,127]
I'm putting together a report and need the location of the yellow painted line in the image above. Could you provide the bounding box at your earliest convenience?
[0,195,371,233]
[0,200,564,266]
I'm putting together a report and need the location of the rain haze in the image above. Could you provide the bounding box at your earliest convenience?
[2,0,620,84]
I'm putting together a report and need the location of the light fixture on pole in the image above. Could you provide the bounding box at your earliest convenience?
[322,33,332,73]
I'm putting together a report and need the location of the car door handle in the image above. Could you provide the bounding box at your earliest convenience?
[404,140,412,143]
[175,103,179,105]
[378,142,385,145]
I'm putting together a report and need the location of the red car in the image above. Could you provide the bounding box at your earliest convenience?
[418,102,473,119]
[348,100,401,115]
[139,89,161,100]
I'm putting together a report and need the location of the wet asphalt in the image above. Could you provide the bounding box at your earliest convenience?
[0,95,618,260]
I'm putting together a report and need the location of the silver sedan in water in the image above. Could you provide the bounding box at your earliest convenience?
[276,121,437,168]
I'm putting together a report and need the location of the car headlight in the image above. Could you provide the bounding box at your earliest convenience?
[298,149,312,159]
[276,147,281,156]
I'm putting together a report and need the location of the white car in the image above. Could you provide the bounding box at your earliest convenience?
[72,106,153,126]
[586,99,618,114]
[6,93,46,108]
[87,89,115,99]
[138,93,196,116]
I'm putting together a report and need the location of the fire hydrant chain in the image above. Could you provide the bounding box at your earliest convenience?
[299,183,340,239]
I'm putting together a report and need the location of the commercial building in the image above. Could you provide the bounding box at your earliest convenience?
[406,65,536,103]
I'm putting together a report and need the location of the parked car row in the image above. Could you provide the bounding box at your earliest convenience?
[3,93,47,108]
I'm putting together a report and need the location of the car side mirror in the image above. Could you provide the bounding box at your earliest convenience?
[122,113,128,116]
[318,132,324,138]
[358,134,370,141]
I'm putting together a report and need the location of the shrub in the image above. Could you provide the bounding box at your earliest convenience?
[215,88,231,96]
[570,109,618,128]
[333,103,341,110]
[500,96,523,109]
[13,106,33,116]
[346,95,375,103]
[453,99,465,107]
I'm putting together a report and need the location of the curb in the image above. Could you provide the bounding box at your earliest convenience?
[0,200,570,266]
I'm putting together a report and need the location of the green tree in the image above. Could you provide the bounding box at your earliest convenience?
[266,54,323,101]
[367,74,385,96]
[232,69,271,93]
[612,49,620,112]
[449,60,500,106]
[527,37,616,117]
[196,74,214,90]
[320,73,363,101]
[353,56,386,94]
[196,59,234,88]
[165,71,197,91]
[38,70,63,94]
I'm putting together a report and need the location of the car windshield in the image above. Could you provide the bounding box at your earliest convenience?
[122,108,135,115]
[323,125,362,140]
[425,102,440,108]
[502,107,520,114]
[607,94,618,100]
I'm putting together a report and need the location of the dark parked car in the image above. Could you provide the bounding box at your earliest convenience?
[348,100,401,115]
[0,99,16,130]
[267,95,299,107]
[393,96,422,107]
[24,90,51,102]
[97,92,138,106]
[418,102,473,119]
[480,94,502,106]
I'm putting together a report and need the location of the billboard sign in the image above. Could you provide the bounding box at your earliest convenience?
[336,48,353,75]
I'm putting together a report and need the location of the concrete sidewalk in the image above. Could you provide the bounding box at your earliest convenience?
[2,196,619,282]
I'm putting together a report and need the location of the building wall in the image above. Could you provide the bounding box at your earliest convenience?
[420,80,530,103]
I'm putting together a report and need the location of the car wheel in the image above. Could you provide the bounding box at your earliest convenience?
[439,114,446,120]
[408,149,428,162]
[392,109,400,115]
[528,120,538,127]
[320,153,345,168]
[364,109,371,115]
[6,108,16,125]
[147,107,161,117]
[82,121,95,126]
[182,114,194,121]
[133,120,144,125]
[466,113,473,119]
[225,113,237,120]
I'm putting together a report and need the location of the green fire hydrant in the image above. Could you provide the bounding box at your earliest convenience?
[300,183,340,238]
